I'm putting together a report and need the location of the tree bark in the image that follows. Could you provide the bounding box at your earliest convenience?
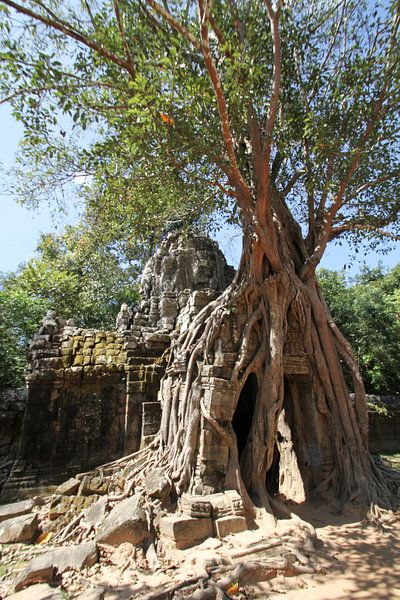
[152,209,399,518]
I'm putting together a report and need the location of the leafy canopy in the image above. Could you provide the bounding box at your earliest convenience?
[319,263,400,395]
[0,0,399,268]
[0,226,139,390]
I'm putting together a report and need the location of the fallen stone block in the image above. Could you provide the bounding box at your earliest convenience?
[14,541,98,591]
[0,499,35,523]
[144,467,171,501]
[96,494,149,547]
[180,494,212,518]
[78,475,109,496]
[6,583,65,600]
[84,496,108,526]
[159,515,213,549]
[214,516,247,538]
[0,513,38,544]
[55,477,80,496]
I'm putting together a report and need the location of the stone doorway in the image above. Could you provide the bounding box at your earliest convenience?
[232,373,258,459]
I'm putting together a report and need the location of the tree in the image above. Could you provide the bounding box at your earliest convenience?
[0,225,139,390]
[319,264,400,395]
[0,0,399,516]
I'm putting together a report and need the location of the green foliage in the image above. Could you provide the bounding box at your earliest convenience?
[0,0,398,252]
[0,225,139,390]
[319,264,400,394]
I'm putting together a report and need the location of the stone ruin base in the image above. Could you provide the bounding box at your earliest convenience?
[160,490,248,549]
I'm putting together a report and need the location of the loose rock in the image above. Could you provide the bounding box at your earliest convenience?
[14,541,98,591]
[144,467,171,501]
[6,583,65,600]
[55,477,80,496]
[0,500,35,523]
[96,493,149,547]
[0,513,38,544]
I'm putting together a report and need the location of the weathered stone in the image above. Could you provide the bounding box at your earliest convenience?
[208,490,245,518]
[159,515,213,549]
[0,499,34,523]
[96,494,149,546]
[180,494,212,518]
[0,512,38,543]
[14,541,98,591]
[214,516,247,538]
[55,478,80,496]
[74,588,105,600]
[7,583,65,600]
[84,496,108,526]
[78,475,109,496]
[144,468,171,501]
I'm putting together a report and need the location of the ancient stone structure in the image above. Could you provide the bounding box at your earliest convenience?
[1,233,234,498]
[0,390,27,491]
[1,232,399,500]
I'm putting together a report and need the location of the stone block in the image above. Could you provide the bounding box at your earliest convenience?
[180,494,212,518]
[78,475,109,496]
[7,584,64,600]
[159,515,213,549]
[14,541,98,591]
[141,402,161,437]
[0,499,35,523]
[96,493,148,547]
[214,516,247,538]
[0,512,38,544]
[55,477,80,496]
[144,468,171,501]
[84,497,108,526]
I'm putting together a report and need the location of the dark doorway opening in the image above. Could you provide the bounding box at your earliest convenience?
[232,373,257,459]
[265,439,281,495]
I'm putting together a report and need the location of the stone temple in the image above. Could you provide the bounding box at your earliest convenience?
[1,232,235,497]
[1,231,397,502]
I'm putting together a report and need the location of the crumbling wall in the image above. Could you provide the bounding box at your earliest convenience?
[1,232,235,498]
[367,395,400,454]
[0,389,27,490]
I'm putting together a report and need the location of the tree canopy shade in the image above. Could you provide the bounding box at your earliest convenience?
[1,0,399,517]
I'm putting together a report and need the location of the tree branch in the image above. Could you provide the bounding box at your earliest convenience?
[197,0,251,203]
[0,81,126,105]
[263,0,282,178]
[301,6,400,280]
[282,169,306,197]
[0,0,132,74]
[146,0,202,50]
[113,0,136,77]
[330,223,400,241]
[347,171,400,200]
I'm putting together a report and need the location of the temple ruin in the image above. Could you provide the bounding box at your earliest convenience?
[1,231,399,503]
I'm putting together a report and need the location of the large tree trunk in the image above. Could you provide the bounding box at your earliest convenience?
[154,216,398,519]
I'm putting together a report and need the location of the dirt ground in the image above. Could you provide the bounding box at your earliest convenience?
[266,506,400,600]
[1,501,399,599]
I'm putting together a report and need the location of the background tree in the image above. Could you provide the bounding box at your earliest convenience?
[319,264,400,395]
[0,225,139,390]
[0,0,399,516]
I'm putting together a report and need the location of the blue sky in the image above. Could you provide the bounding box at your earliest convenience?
[1,104,399,275]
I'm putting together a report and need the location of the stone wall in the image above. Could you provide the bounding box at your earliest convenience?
[367,395,400,454]
[0,389,27,491]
